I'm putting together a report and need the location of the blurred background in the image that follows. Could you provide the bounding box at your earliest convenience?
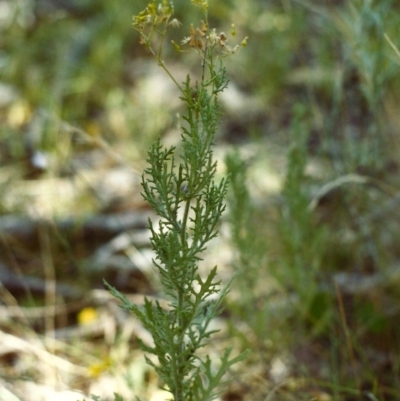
[1,0,400,400]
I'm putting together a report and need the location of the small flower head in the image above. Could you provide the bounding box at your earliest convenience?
[218,32,227,46]
[169,18,181,28]
[181,36,191,46]
[191,0,208,11]
[132,8,153,30]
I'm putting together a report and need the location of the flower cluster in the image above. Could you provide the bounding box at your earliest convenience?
[181,21,208,49]
[132,0,173,30]
[132,0,174,47]
[132,0,247,59]
[179,21,248,57]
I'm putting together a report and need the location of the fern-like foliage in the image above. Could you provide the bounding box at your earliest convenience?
[104,2,249,400]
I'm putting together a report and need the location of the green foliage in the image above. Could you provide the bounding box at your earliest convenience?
[224,149,271,347]
[3,0,400,399]
[337,0,394,110]
[223,1,400,398]
[225,106,329,349]
[332,0,397,171]
[102,1,249,401]
[276,106,326,320]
